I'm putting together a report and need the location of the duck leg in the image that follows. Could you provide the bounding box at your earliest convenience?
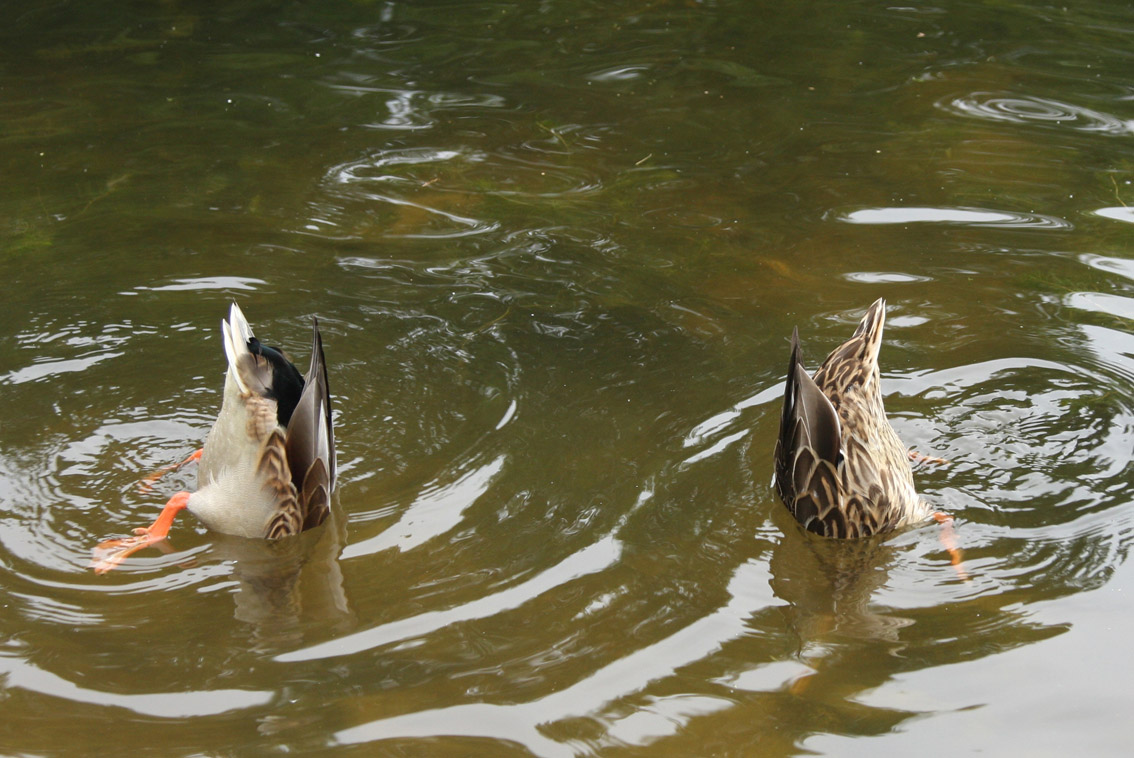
[138,449,202,494]
[909,450,949,465]
[91,491,190,574]
[931,511,968,581]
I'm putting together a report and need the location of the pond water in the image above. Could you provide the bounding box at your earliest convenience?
[2,1,1133,755]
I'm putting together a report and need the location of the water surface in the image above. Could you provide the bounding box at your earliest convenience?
[2,1,1133,756]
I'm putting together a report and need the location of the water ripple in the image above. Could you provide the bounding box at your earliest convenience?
[844,271,933,284]
[890,355,1134,521]
[1066,291,1134,322]
[306,146,603,240]
[1081,252,1134,282]
[332,559,776,755]
[1092,206,1134,224]
[0,654,272,718]
[343,453,507,556]
[2,350,123,386]
[321,84,508,131]
[278,535,624,663]
[939,92,1134,134]
[834,206,1071,229]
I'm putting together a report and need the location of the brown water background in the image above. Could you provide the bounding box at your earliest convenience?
[2,2,1133,756]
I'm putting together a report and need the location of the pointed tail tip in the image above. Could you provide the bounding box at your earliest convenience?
[863,296,887,324]
[226,301,254,339]
[868,297,886,328]
[310,316,324,352]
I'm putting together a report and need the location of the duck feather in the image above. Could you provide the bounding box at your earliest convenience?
[189,303,334,539]
[774,299,930,539]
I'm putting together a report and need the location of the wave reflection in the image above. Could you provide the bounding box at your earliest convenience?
[306,144,603,240]
[0,654,272,718]
[320,83,507,132]
[834,206,1071,228]
[1081,253,1134,282]
[331,560,776,756]
[940,92,1134,134]
[1092,206,1134,224]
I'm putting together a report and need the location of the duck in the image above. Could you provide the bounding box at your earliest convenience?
[773,298,936,539]
[93,302,336,573]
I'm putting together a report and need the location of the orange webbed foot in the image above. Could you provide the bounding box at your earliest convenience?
[909,449,950,466]
[91,530,169,574]
[932,511,969,581]
[91,491,191,574]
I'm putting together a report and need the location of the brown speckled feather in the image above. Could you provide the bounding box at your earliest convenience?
[773,299,930,538]
[260,430,305,539]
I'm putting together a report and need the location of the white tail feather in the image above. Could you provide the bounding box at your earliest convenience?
[222,302,256,395]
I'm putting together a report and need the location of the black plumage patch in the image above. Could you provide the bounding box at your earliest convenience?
[248,338,305,427]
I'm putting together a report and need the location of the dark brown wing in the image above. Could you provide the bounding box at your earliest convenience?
[298,458,331,531]
[774,328,846,536]
[282,317,335,532]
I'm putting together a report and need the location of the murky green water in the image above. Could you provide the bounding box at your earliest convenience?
[2,1,1133,755]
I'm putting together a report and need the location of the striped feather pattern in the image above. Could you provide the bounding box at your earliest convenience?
[773,299,930,538]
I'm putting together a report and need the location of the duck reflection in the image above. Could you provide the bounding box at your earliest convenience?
[764,503,926,722]
[209,504,352,649]
[769,507,911,648]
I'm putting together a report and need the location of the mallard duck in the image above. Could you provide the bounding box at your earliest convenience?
[93,303,336,572]
[773,298,932,538]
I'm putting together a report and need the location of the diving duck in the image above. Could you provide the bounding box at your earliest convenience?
[93,303,336,572]
[773,298,934,538]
